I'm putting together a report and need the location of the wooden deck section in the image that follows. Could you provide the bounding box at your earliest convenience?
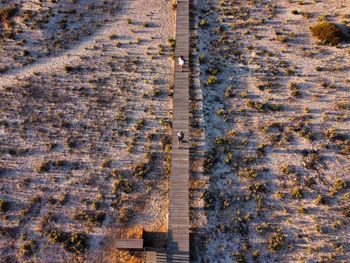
[167,0,190,262]
[115,239,143,250]
[145,251,167,263]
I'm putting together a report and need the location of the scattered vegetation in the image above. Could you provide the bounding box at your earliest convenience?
[47,228,88,253]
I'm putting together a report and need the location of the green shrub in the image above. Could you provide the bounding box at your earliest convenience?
[203,151,216,174]
[310,21,348,45]
[246,100,281,112]
[216,109,225,116]
[69,232,88,253]
[206,75,217,85]
[224,152,233,164]
[101,159,112,168]
[314,194,327,205]
[234,252,247,263]
[267,232,285,251]
[289,82,301,97]
[112,179,133,194]
[281,164,294,174]
[249,182,266,193]
[291,188,303,199]
[73,210,106,226]
[198,18,208,27]
[333,179,346,190]
[118,207,133,222]
[199,53,206,63]
[238,168,259,179]
[252,250,260,259]
[167,37,176,48]
[224,86,234,97]
[48,230,88,253]
[133,162,149,178]
[159,118,172,128]
[302,152,321,170]
[207,67,219,75]
[240,91,248,98]
[20,240,37,257]
[203,190,215,209]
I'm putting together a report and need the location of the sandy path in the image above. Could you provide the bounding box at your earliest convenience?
[0,0,147,88]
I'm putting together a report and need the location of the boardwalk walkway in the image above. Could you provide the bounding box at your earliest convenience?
[167,0,190,262]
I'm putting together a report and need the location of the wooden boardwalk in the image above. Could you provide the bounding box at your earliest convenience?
[115,239,143,250]
[145,251,167,263]
[167,0,190,262]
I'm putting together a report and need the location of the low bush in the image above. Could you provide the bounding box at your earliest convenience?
[0,199,9,212]
[33,160,51,173]
[291,188,303,199]
[0,6,18,22]
[198,18,208,28]
[47,228,88,253]
[224,86,234,98]
[118,207,133,223]
[340,205,350,218]
[289,82,301,97]
[167,37,176,48]
[203,150,216,174]
[203,190,215,209]
[171,0,177,10]
[246,100,281,112]
[314,194,327,205]
[206,75,218,85]
[64,65,74,73]
[73,210,106,226]
[238,168,259,179]
[330,179,347,196]
[19,240,37,257]
[302,151,321,170]
[267,232,285,252]
[310,21,349,46]
[112,179,133,194]
[132,162,149,178]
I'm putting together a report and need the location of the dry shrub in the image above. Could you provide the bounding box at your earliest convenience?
[309,21,349,45]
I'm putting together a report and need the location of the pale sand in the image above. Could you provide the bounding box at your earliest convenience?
[0,0,174,262]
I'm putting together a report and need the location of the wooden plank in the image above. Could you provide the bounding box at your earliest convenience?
[115,239,143,250]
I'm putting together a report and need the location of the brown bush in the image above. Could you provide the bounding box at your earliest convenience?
[310,21,348,45]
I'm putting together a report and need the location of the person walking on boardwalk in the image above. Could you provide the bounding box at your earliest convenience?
[177,131,184,148]
[178,55,185,72]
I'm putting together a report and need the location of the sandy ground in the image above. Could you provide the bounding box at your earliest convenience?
[0,0,174,262]
[190,0,350,262]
